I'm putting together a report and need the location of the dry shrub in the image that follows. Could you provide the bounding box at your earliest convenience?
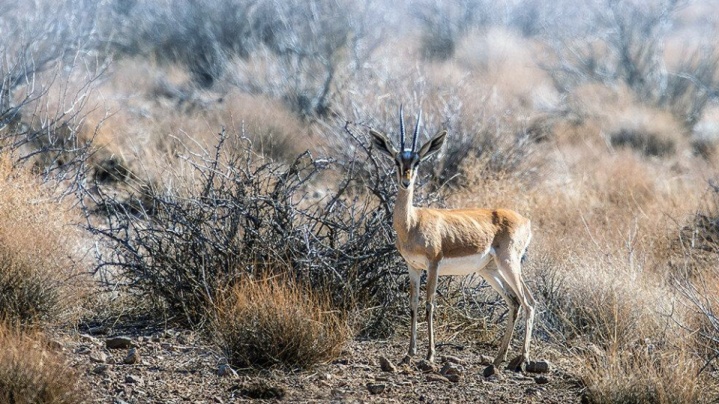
[0,157,86,324]
[680,270,719,370]
[85,132,404,331]
[0,323,81,404]
[531,248,666,347]
[213,277,349,370]
[579,345,702,404]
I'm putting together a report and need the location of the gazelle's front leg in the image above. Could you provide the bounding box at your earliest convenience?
[425,262,439,362]
[406,267,421,361]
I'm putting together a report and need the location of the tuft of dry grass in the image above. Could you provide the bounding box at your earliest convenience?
[0,156,87,324]
[0,323,81,404]
[213,276,350,370]
[579,344,702,404]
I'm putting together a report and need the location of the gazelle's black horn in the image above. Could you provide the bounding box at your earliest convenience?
[399,104,406,150]
[412,109,422,152]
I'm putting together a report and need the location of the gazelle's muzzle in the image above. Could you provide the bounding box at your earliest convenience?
[400,170,412,189]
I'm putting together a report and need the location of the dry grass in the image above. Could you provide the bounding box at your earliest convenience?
[579,345,702,404]
[0,323,81,404]
[213,276,349,370]
[0,156,87,325]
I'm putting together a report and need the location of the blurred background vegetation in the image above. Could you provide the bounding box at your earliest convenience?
[1,0,719,401]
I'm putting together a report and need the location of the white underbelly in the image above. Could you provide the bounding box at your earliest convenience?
[400,249,495,276]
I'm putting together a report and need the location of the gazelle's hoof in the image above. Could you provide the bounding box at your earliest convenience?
[507,354,526,372]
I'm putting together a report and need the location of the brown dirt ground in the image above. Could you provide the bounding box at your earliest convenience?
[53,325,585,403]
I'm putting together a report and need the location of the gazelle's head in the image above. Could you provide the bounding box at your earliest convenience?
[370,105,447,190]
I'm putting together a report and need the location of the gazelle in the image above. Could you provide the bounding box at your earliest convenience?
[369,106,536,370]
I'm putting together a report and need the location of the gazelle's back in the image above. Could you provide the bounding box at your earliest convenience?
[406,207,530,259]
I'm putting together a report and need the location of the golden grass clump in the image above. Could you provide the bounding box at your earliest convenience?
[0,157,87,324]
[579,344,702,404]
[0,323,81,404]
[213,277,349,370]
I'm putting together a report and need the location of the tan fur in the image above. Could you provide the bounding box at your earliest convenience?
[394,187,531,260]
[369,120,535,367]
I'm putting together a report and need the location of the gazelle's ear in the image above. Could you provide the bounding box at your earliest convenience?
[418,130,447,161]
[369,129,398,157]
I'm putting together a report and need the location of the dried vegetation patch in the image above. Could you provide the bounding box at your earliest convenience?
[0,157,87,324]
[0,324,81,404]
[213,277,349,370]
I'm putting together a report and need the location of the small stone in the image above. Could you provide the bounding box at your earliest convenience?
[445,373,461,383]
[525,387,542,396]
[534,375,550,384]
[92,364,109,375]
[378,356,396,372]
[123,348,140,364]
[478,355,494,365]
[90,351,108,363]
[441,355,465,365]
[124,374,143,385]
[79,334,99,344]
[426,374,450,383]
[416,359,437,373]
[483,364,498,378]
[440,363,463,376]
[47,339,64,351]
[366,383,386,394]
[106,336,133,349]
[218,364,238,378]
[75,345,91,355]
[526,360,552,374]
[87,325,108,335]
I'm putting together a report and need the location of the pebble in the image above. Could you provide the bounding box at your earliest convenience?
[444,373,461,383]
[125,374,144,385]
[90,351,108,363]
[217,364,238,378]
[378,356,396,372]
[416,359,437,373]
[534,375,550,384]
[526,360,552,374]
[426,374,450,383]
[483,364,499,378]
[106,336,133,349]
[123,348,140,364]
[440,362,463,376]
[366,383,386,394]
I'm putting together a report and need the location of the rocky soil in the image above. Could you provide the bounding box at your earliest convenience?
[51,325,584,403]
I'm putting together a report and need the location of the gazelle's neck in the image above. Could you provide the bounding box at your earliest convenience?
[394,184,417,235]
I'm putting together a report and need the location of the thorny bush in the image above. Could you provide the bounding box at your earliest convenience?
[83,128,409,334]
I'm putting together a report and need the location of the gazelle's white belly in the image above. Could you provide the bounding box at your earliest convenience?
[400,248,495,276]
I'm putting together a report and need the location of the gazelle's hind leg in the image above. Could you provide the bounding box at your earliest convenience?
[481,267,520,366]
[520,278,537,359]
[494,253,535,370]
